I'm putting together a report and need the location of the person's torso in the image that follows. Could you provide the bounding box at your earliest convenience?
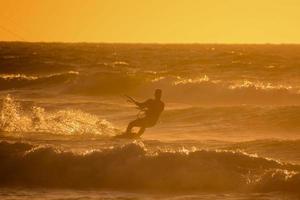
[144,99,164,121]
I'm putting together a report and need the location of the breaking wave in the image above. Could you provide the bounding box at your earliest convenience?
[0,141,299,193]
[0,95,118,135]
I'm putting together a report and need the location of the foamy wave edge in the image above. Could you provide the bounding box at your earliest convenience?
[0,95,119,135]
[0,141,299,193]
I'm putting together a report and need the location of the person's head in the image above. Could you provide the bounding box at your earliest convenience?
[154,89,162,100]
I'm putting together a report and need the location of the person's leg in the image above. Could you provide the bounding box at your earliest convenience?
[125,118,143,134]
[136,127,146,137]
[125,121,135,134]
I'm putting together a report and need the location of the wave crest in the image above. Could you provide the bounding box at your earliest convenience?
[0,71,79,90]
[0,141,299,192]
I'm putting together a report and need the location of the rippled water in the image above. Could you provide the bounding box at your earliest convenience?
[1,43,300,199]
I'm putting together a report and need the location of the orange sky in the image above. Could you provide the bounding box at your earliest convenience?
[0,0,299,43]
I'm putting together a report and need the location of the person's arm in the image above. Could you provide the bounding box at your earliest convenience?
[125,95,150,109]
[135,99,151,109]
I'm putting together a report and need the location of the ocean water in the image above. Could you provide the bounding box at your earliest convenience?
[1,42,300,199]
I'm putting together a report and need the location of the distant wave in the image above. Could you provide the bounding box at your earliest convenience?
[2,42,300,105]
[150,76,300,105]
[0,71,79,90]
[1,72,300,105]
[43,73,300,105]
[0,141,299,192]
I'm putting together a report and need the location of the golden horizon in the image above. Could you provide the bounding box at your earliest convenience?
[0,0,300,43]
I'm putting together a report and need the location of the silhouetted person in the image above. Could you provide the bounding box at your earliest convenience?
[123,89,164,137]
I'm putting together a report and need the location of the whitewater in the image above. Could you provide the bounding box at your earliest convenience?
[0,42,300,199]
